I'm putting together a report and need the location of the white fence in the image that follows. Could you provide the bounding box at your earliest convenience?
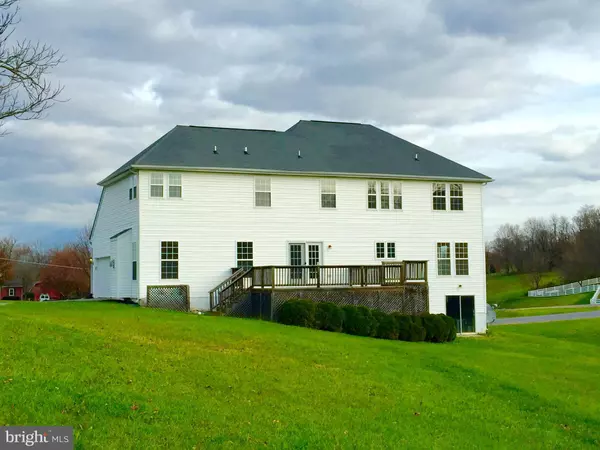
[528,277,600,298]
[591,287,600,305]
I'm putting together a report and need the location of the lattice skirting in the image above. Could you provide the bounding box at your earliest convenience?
[225,286,429,320]
[146,285,190,312]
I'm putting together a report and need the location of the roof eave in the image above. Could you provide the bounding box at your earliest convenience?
[130,164,493,183]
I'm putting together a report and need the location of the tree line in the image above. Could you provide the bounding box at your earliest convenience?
[487,205,600,288]
[0,227,91,298]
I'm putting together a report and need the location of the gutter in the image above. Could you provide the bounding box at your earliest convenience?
[127,164,494,183]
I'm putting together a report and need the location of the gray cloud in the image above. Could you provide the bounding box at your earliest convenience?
[1,0,599,243]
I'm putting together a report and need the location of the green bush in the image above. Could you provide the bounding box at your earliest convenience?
[393,314,413,341]
[408,322,427,342]
[439,314,457,342]
[371,310,399,340]
[421,314,450,343]
[278,300,316,328]
[315,302,344,332]
[342,305,373,337]
[392,314,426,342]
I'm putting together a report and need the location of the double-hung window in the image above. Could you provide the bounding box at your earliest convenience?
[160,241,179,279]
[455,243,469,275]
[132,242,138,281]
[450,184,464,211]
[368,181,402,210]
[321,180,336,208]
[129,175,137,200]
[433,183,447,210]
[433,183,464,210]
[376,242,396,259]
[255,177,271,207]
[437,243,451,275]
[368,181,377,209]
[150,173,164,198]
[168,174,182,198]
[236,242,253,269]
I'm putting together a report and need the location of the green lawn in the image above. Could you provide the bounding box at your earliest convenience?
[1,302,600,449]
[486,273,593,308]
[496,306,600,318]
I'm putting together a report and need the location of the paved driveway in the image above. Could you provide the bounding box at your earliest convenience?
[492,310,600,325]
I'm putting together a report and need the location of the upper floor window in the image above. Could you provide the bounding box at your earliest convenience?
[237,242,253,269]
[433,183,446,210]
[150,173,164,198]
[455,243,469,275]
[255,177,271,207]
[433,183,464,211]
[437,242,451,275]
[376,242,396,259]
[450,184,464,211]
[368,181,402,210]
[321,179,336,208]
[168,174,182,198]
[160,241,179,279]
[129,175,137,200]
[368,181,377,209]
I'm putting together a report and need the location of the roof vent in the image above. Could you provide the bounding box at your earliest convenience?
[298,150,302,159]
[244,146,249,155]
[414,152,419,161]
[213,145,218,154]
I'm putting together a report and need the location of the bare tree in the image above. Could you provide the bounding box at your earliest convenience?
[0,236,17,287]
[0,0,64,134]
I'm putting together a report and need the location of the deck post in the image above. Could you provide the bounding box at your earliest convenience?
[317,266,321,288]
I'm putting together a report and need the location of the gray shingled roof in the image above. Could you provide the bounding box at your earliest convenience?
[99,120,491,185]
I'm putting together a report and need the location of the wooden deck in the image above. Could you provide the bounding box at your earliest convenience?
[209,262,427,312]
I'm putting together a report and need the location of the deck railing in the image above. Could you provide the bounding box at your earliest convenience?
[209,261,427,311]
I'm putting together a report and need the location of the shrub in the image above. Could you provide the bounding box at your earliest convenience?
[342,305,373,337]
[24,292,35,301]
[371,310,399,340]
[439,314,457,342]
[408,322,427,342]
[421,314,450,343]
[315,302,344,332]
[393,314,413,341]
[278,299,316,328]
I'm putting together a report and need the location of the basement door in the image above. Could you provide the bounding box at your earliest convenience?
[289,243,322,284]
[446,296,475,333]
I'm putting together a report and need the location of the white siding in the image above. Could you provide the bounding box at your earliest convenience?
[138,171,488,332]
[91,176,139,298]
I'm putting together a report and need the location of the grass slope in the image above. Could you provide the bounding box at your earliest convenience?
[1,302,600,449]
[496,306,600,319]
[486,273,593,308]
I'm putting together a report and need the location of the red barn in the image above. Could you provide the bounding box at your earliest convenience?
[32,281,62,301]
[1,280,24,299]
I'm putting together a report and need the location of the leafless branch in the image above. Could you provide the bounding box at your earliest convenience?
[0,0,64,134]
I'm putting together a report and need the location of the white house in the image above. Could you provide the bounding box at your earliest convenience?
[90,120,492,333]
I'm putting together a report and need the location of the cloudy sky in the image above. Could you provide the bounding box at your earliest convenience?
[1,0,599,245]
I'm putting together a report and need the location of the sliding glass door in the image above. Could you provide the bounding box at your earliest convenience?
[446,296,475,333]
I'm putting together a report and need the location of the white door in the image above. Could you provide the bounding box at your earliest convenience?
[94,257,111,298]
[289,243,322,284]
